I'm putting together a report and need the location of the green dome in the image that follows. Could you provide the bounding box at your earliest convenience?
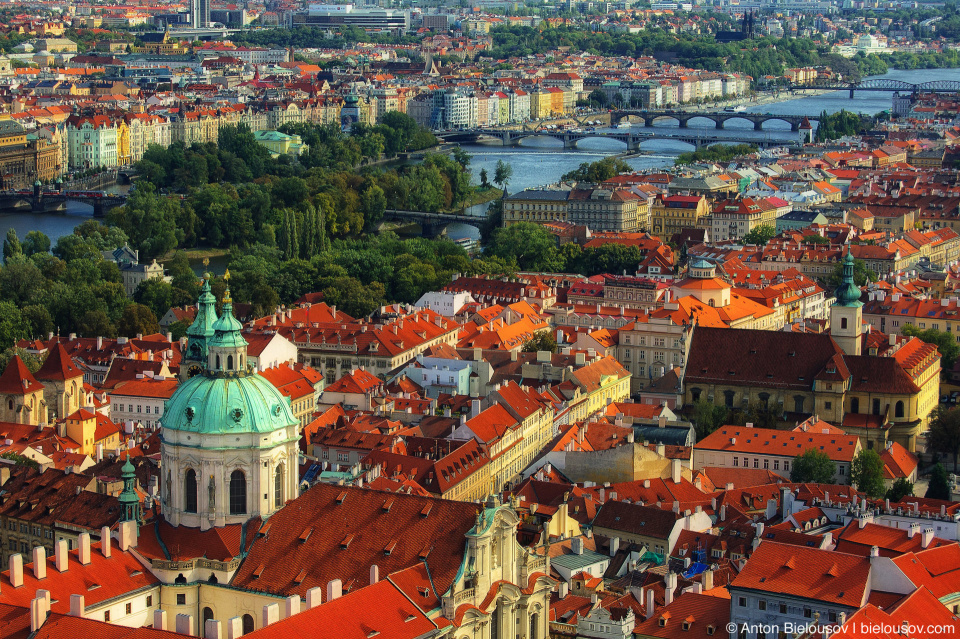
[160,372,297,437]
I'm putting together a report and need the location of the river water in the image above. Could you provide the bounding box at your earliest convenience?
[6,68,958,246]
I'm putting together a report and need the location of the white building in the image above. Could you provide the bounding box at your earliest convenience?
[414,290,475,317]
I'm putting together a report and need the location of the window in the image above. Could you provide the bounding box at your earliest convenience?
[733,457,739,467]
[758,600,766,610]
[784,461,790,472]
[724,390,735,408]
[774,460,780,470]
[794,396,805,413]
[229,470,247,515]
[895,400,904,418]
[851,397,859,413]
[274,464,284,509]
[841,317,848,329]
[839,465,845,476]
[202,607,213,627]
[242,615,255,633]
[738,597,746,607]
[184,469,197,514]
[177,594,186,606]
[763,459,769,469]
[825,401,832,410]
[804,607,812,618]
[126,603,132,615]
[337,452,349,462]
[146,596,152,607]
[104,611,110,622]
[780,603,787,614]
[873,399,881,415]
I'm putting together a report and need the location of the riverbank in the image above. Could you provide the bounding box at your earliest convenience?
[160,246,230,264]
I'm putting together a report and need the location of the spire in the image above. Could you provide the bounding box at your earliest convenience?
[834,252,863,307]
[118,457,142,524]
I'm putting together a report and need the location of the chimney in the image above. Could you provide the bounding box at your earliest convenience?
[261,603,279,628]
[70,594,85,617]
[119,520,137,550]
[671,459,681,484]
[703,569,714,591]
[572,537,584,555]
[370,565,379,585]
[101,527,111,558]
[153,609,167,630]
[176,614,194,636]
[921,528,935,548]
[869,545,880,558]
[306,587,323,610]
[645,589,655,618]
[720,504,727,521]
[30,597,43,633]
[32,547,45,580]
[672,501,680,514]
[610,537,620,557]
[908,522,920,538]
[54,540,68,572]
[664,572,677,606]
[78,533,91,565]
[559,582,569,598]
[326,578,342,601]
[472,399,481,416]
[10,554,23,587]
[205,620,223,639]
[656,442,665,457]
[283,595,300,620]
[766,499,777,521]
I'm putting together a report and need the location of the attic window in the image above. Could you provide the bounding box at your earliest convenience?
[253,565,265,578]
[382,497,395,512]
[384,540,397,556]
[341,534,354,549]
[87,584,101,591]
[421,504,432,518]
[659,618,667,627]
[707,626,716,636]
[335,491,347,504]
[299,527,313,543]
[419,544,433,560]
[367,632,380,639]
[294,569,307,584]
[682,622,691,631]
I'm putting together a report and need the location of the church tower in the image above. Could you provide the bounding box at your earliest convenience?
[160,287,300,530]
[831,252,863,356]
[181,275,218,381]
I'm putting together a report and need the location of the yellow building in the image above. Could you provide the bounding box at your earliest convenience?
[651,194,710,238]
[117,120,130,165]
[64,409,120,456]
[0,356,47,426]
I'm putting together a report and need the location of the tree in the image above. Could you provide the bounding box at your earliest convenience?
[851,449,887,498]
[522,330,558,353]
[494,160,513,196]
[116,304,160,337]
[0,347,42,378]
[3,229,21,262]
[22,231,51,256]
[587,88,608,108]
[743,224,776,246]
[134,279,174,322]
[901,324,960,371]
[926,406,960,470]
[885,477,914,502]
[691,399,728,440]
[926,463,951,500]
[486,223,559,272]
[0,300,28,349]
[361,183,387,232]
[827,257,877,289]
[790,449,837,484]
[479,168,490,188]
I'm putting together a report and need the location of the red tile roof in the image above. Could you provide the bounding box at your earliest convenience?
[231,484,477,598]
[729,541,869,607]
[696,426,859,463]
[34,343,82,382]
[31,613,181,639]
[0,356,43,395]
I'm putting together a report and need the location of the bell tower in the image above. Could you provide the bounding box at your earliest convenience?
[831,252,863,356]
[181,266,218,381]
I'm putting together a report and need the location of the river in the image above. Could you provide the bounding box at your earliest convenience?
[7,68,959,247]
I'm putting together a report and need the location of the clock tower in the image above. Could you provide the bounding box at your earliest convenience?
[181,275,219,381]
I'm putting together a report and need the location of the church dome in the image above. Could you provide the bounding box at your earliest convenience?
[160,372,297,438]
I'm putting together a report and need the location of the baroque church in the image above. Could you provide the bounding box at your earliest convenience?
[0,278,554,637]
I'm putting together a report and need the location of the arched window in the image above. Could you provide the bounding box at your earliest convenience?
[841,317,848,330]
[7,399,12,410]
[227,355,234,370]
[794,395,805,413]
[216,355,221,370]
[530,612,540,639]
[723,390,735,408]
[872,399,881,415]
[230,470,247,515]
[895,400,904,418]
[242,615,255,634]
[851,397,859,414]
[202,607,213,627]
[273,464,285,508]
[185,469,197,513]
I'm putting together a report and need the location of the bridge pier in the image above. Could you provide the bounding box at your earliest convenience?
[754,121,763,131]
[420,222,443,238]
[678,119,689,129]
[850,89,855,98]
[715,120,724,130]
[626,137,640,152]
[790,121,800,132]
[643,117,654,127]
[563,137,577,150]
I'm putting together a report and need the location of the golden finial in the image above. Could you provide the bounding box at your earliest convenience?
[223,268,231,282]
[223,286,232,304]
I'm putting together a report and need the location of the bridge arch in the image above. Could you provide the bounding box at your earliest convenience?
[513,134,565,148]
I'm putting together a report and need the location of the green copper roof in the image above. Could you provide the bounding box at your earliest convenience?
[209,291,247,350]
[185,278,218,360]
[160,372,297,437]
[834,252,863,307]
[118,458,141,523]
